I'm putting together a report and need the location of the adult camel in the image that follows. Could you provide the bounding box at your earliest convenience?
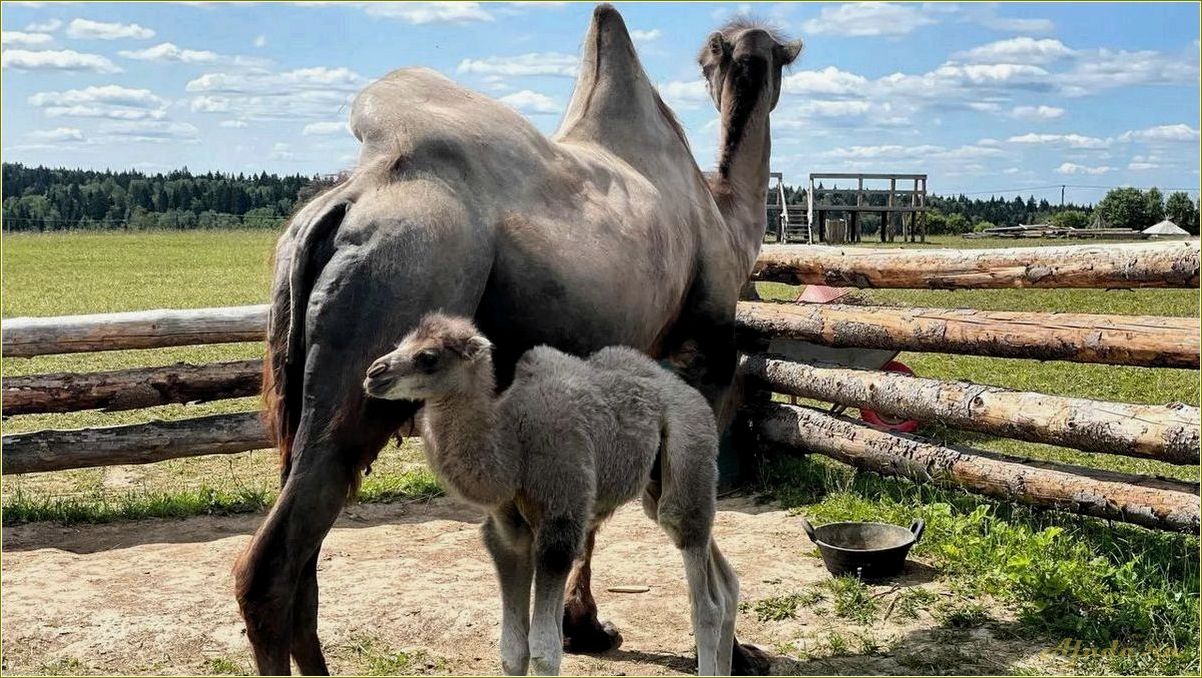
[234,5,799,674]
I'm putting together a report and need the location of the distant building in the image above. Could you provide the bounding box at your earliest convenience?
[1142,219,1190,237]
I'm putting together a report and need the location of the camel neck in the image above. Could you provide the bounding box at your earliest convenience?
[421,366,516,507]
[713,98,772,261]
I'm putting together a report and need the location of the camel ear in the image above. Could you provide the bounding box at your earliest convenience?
[462,334,493,362]
[776,39,803,66]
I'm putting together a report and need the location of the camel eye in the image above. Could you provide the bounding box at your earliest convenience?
[414,349,440,371]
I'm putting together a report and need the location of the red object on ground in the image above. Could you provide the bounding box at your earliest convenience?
[859,361,921,433]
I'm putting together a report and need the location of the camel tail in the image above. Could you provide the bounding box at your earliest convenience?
[265,194,350,484]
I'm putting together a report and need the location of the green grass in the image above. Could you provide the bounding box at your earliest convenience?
[760,454,1200,675]
[334,634,448,676]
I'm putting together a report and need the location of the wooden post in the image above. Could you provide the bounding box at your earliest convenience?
[752,402,1200,533]
[740,355,1201,464]
[751,240,1202,289]
[919,177,927,243]
[887,177,896,242]
[2,359,264,416]
[735,301,1201,368]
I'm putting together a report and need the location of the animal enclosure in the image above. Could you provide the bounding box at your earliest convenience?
[4,240,1199,534]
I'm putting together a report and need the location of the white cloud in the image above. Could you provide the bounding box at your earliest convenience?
[1,48,121,73]
[98,120,199,143]
[1058,48,1200,96]
[630,28,661,43]
[254,34,267,48]
[25,19,63,32]
[979,16,1055,34]
[270,142,296,160]
[954,37,1075,65]
[782,66,871,96]
[2,31,54,47]
[1008,132,1110,149]
[29,85,167,122]
[302,121,348,136]
[219,119,248,128]
[456,52,578,78]
[325,1,494,24]
[802,3,938,37]
[1128,161,1159,171]
[658,79,709,110]
[1010,105,1064,121]
[29,127,84,142]
[498,89,560,115]
[1118,124,1200,143]
[119,42,218,63]
[66,18,155,40]
[185,67,365,120]
[1056,162,1112,175]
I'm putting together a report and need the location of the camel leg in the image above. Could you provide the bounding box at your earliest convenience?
[530,518,583,676]
[561,526,623,653]
[483,505,535,676]
[289,553,329,675]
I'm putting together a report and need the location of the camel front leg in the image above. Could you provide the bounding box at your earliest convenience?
[483,507,535,676]
[562,526,623,653]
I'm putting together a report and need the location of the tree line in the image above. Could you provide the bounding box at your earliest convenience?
[3,162,1198,235]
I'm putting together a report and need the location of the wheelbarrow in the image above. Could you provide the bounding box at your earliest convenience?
[767,284,920,433]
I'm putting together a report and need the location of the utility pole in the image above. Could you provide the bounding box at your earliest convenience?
[1060,184,1065,209]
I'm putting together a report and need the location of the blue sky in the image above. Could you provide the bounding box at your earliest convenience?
[2,1,1199,203]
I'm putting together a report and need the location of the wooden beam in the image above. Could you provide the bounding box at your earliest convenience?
[2,305,269,357]
[1,411,271,475]
[811,173,928,180]
[741,355,1201,464]
[751,402,1200,533]
[752,240,1201,289]
[2,359,264,416]
[735,301,1200,368]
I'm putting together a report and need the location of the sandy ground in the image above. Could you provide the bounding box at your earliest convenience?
[1,496,1059,676]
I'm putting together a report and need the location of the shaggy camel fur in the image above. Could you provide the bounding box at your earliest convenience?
[363,313,739,676]
[235,4,798,673]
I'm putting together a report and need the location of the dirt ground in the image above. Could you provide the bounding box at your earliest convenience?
[1,496,1062,676]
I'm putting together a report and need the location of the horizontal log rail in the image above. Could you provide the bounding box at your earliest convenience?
[753,240,1201,289]
[741,355,1201,464]
[736,301,1200,368]
[752,401,1200,533]
[1,411,270,475]
[2,305,269,357]
[2,359,264,416]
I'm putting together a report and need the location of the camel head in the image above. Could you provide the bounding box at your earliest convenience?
[363,312,493,401]
[698,18,803,113]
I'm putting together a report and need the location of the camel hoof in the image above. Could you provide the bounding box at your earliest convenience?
[562,619,623,654]
[732,643,772,676]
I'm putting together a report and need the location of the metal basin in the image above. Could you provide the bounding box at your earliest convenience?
[799,518,924,580]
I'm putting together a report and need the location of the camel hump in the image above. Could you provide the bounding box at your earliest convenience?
[349,67,551,168]
[556,5,692,165]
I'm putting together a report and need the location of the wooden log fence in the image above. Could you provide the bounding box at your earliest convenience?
[752,402,1200,533]
[753,239,1200,289]
[740,355,1201,464]
[3,359,264,416]
[736,301,1200,369]
[3,242,1198,533]
[2,412,269,475]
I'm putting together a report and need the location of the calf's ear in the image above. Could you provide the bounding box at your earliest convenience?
[462,335,493,361]
[776,39,803,66]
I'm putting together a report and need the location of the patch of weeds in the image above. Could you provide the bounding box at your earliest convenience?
[852,632,881,655]
[358,468,443,504]
[37,657,85,676]
[823,576,879,624]
[894,587,939,620]
[201,657,250,676]
[822,631,850,657]
[338,634,447,676]
[741,589,825,622]
[935,598,990,629]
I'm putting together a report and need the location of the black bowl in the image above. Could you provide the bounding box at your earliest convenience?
[799,518,924,580]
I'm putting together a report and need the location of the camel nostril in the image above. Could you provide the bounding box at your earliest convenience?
[367,362,389,378]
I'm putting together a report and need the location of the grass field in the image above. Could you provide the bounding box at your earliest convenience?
[2,229,1199,675]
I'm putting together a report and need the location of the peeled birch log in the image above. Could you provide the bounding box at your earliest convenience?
[753,240,1201,289]
[1,412,270,474]
[2,305,269,357]
[2,359,264,416]
[736,301,1200,368]
[753,401,1200,533]
[741,355,1201,464]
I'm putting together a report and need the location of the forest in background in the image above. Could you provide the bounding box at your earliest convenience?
[3,162,1198,235]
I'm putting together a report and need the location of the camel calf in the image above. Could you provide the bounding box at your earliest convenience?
[363,313,740,676]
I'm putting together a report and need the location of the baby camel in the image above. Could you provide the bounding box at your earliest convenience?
[363,313,739,676]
